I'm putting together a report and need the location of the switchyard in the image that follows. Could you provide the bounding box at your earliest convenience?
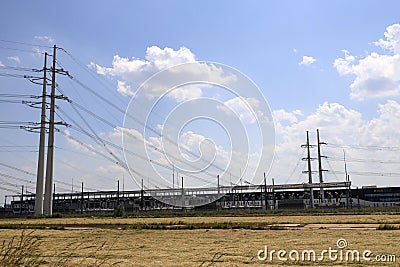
[4,181,400,216]
[2,43,400,219]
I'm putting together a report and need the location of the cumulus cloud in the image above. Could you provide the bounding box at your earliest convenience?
[358,100,400,146]
[91,46,195,87]
[270,100,400,187]
[92,46,236,101]
[299,55,316,66]
[273,109,302,124]
[7,56,20,63]
[217,97,262,124]
[116,80,134,96]
[334,23,400,100]
[374,23,400,54]
[217,97,265,124]
[63,129,96,154]
[167,85,203,102]
[34,35,55,44]
[0,60,3,66]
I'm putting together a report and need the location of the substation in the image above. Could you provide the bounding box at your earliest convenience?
[3,181,400,216]
[2,46,400,217]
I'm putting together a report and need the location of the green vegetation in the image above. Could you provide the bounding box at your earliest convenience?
[11,205,400,220]
[113,203,126,217]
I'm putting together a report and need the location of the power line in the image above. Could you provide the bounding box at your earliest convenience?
[283,147,306,184]
[327,156,400,164]
[67,74,238,180]
[331,170,400,178]
[0,172,35,186]
[0,39,53,49]
[0,161,97,192]
[55,51,240,183]
[327,143,400,151]
[0,45,45,54]
[0,65,42,72]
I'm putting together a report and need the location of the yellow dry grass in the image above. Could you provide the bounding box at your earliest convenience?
[1,213,400,226]
[0,214,399,266]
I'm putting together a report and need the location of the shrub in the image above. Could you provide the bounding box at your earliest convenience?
[113,203,125,217]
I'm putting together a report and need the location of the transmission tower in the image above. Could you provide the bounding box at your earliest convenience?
[316,129,327,203]
[301,131,316,208]
[33,45,69,216]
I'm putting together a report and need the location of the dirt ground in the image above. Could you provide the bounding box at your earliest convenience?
[0,215,399,266]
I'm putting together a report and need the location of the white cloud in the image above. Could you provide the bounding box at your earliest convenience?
[0,60,3,66]
[34,35,55,44]
[7,56,20,63]
[145,46,196,70]
[92,46,236,101]
[270,100,400,187]
[92,46,196,84]
[63,129,96,154]
[97,164,125,174]
[358,100,400,146]
[374,23,400,54]
[299,55,316,66]
[168,85,203,102]
[334,23,400,100]
[333,50,355,75]
[217,97,261,124]
[273,109,302,124]
[111,126,144,142]
[116,80,134,96]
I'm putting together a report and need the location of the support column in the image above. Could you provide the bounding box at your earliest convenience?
[317,129,326,203]
[35,52,47,216]
[305,131,314,208]
[44,45,57,215]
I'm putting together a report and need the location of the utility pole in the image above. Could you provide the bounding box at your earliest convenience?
[20,185,24,216]
[81,182,84,214]
[117,179,120,205]
[217,174,220,211]
[42,45,69,215]
[302,131,315,208]
[140,179,144,211]
[344,150,351,208]
[43,45,57,216]
[35,52,47,216]
[264,172,268,210]
[181,176,184,209]
[316,129,327,203]
[122,175,124,198]
[172,165,175,189]
[217,174,220,198]
[53,183,56,213]
[272,178,275,210]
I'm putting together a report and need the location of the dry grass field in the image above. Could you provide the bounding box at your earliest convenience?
[0,214,399,266]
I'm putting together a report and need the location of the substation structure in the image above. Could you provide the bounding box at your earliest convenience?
[4,180,400,216]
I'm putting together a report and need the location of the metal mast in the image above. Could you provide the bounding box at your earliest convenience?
[34,52,47,216]
[43,45,57,215]
[317,129,327,203]
[302,131,315,208]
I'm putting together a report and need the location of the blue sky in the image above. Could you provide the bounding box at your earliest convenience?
[1,1,400,203]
